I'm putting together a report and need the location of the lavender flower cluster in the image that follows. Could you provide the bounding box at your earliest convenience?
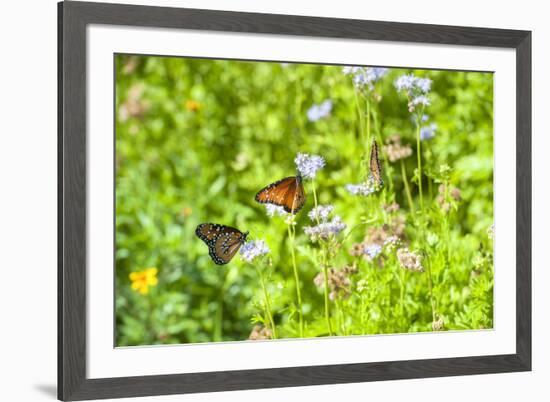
[307,205,334,222]
[306,100,333,122]
[304,204,346,242]
[343,66,388,91]
[294,153,325,179]
[420,123,438,141]
[240,240,270,263]
[394,74,432,112]
[345,175,376,197]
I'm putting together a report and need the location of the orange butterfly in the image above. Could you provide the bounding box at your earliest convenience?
[255,175,306,214]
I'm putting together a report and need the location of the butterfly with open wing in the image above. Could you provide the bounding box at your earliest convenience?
[254,175,306,214]
[195,223,249,265]
[369,139,384,187]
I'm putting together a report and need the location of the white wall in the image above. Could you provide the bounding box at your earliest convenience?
[0,0,546,401]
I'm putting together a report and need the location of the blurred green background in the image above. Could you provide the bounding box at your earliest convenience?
[115,55,493,346]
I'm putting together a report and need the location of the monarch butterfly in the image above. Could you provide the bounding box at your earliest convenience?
[369,139,384,186]
[195,223,249,265]
[255,175,306,214]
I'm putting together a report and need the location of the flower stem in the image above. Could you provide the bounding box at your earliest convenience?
[415,115,424,211]
[399,269,406,317]
[311,180,320,220]
[322,245,334,336]
[287,223,304,337]
[366,97,371,148]
[256,265,277,339]
[353,87,365,144]
[425,259,437,324]
[310,179,333,335]
[400,159,415,213]
[336,297,346,335]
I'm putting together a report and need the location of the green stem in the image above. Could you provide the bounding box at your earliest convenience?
[322,245,334,336]
[353,87,365,144]
[399,269,405,317]
[400,159,415,213]
[425,259,437,324]
[256,265,277,339]
[366,97,371,162]
[336,297,346,335]
[415,115,424,211]
[287,223,304,337]
[311,179,333,335]
[311,180,320,218]
[360,295,366,334]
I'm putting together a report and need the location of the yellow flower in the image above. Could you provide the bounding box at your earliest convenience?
[180,206,192,217]
[185,99,201,112]
[129,267,158,295]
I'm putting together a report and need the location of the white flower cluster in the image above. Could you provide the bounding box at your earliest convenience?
[265,204,288,217]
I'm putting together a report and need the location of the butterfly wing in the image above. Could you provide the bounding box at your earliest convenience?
[255,176,306,214]
[283,176,306,214]
[195,223,246,265]
[213,228,246,265]
[369,139,383,186]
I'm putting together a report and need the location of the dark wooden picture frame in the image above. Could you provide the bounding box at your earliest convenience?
[58,1,531,400]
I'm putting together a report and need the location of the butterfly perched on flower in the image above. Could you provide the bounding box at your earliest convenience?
[195,223,249,265]
[255,175,306,214]
[369,139,383,187]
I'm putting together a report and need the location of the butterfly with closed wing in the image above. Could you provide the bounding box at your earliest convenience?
[369,139,384,187]
[195,223,249,265]
[254,175,306,214]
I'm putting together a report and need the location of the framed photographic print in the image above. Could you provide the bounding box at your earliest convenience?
[58,1,531,400]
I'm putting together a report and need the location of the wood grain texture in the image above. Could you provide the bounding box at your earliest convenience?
[515,32,532,370]
[58,1,532,400]
[59,1,87,399]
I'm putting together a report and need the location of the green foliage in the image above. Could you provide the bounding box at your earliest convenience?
[115,55,494,346]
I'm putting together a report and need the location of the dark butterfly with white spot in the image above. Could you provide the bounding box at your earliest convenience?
[255,175,306,214]
[195,223,249,265]
[369,139,383,187]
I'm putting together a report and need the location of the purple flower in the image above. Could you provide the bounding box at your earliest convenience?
[304,216,347,242]
[364,244,382,260]
[394,74,416,92]
[240,240,270,263]
[342,66,362,75]
[415,78,432,93]
[411,95,431,107]
[345,182,375,196]
[294,153,325,179]
[307,100,333,122]
[420,123,437,141]
[308,205,334,222]
[395,74,433,112]
[344,66,388,90]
